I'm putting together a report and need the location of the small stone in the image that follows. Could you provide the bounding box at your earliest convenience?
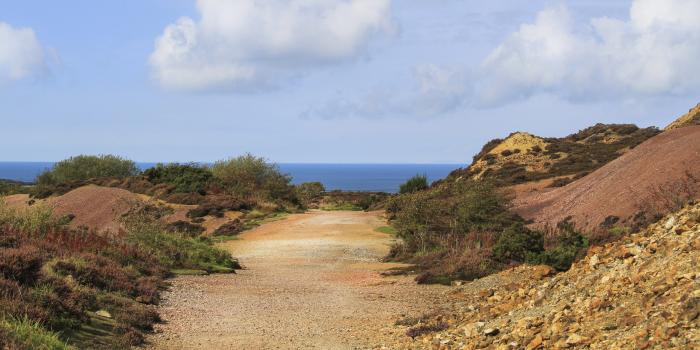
[565,334,588,345]
[665,216,677,230]
[95,310,112,318]
[484,328,499,336]
[588,255,599,269]
[526,335,543,350]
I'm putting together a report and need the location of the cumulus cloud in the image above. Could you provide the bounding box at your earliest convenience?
[478,0,700,106]
[150,0,394,91]
[0,22,46,82]
[303,64,469,119]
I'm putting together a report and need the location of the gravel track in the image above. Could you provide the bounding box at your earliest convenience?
[146,210,448,349]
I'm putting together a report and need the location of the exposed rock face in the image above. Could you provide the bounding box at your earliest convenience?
[666,103,700,131]
[389,203,700,349]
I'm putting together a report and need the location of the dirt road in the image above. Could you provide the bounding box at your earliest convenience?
[147,210,448,349]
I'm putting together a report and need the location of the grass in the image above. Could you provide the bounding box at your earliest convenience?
[375,226,397,235]
[0,317,73,350]
[241,211,289,230]
[320,203,362,211]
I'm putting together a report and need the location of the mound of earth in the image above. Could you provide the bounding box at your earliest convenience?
[451,124,660,186]
[48,185,147,232]
[666,102,700,131]
[391,203,700,349]
[513,126,700,232]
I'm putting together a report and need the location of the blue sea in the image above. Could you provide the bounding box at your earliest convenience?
[0,162,461,193]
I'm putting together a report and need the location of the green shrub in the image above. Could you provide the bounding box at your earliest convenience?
[492,223,544,263]
[36,155,139,186]
[142,163,213,194]
[211,154,296,202]
[399,174,429,194]
[536,222,589,271]
[295,182,325,207]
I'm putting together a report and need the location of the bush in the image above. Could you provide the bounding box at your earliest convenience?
[295,182,325,207]
[213,219,243,236]
[492,223,544,263]
[165,221,205,237]
[399,174,429,194]
[36,155,139,186]
[536,222,588,271]
[211,154,296,202]
[0,246,44,285]
[143,163,213,194]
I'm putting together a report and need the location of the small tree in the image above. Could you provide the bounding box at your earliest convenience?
[37,155,139,185]
[399,174,429,194]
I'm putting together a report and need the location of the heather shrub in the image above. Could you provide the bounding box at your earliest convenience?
[166,220,205,237]
[399,174,428,194]
[0,246,44,285]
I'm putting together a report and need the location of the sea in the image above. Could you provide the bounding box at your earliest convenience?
[0,162,462,193]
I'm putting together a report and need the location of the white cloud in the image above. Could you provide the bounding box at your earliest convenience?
[303,64,469,119]
[150,0,394,91]
[0,22,46,82]
[478,0,700,106]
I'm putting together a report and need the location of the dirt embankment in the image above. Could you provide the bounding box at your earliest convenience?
[514,126,700,232]
[146,210,449,350]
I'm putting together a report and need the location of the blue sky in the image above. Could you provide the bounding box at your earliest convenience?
[1,0,698,163]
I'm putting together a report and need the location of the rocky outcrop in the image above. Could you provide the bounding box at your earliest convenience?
[450,124,659,186]
[666,103,700,131]
[391,203,700,349]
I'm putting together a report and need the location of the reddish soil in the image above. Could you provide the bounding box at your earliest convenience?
[513,126,700,232]
[48,185,145,233]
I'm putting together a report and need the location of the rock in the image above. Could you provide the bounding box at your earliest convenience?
[95,309,112,318]
[533,265,555,280]
[526,335,543,350]
[565,334,589,345]
[484,328,499,336]
[588,255,599,269]
[665,216,677,230]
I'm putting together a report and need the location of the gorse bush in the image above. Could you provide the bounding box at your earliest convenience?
[399,174,429,194]
[211,154,296,202]
[142,163,213,194]
[36,155,139,186]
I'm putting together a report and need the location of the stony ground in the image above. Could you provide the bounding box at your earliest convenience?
[145,210,449,349]
[392,204,700,349]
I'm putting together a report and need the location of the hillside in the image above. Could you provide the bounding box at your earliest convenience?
[666,103,700,130]
[451,124,660,186]
[391,202,700,349]
[514,125,700,233]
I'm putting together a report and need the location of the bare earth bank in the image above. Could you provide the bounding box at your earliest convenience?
[146,210,449,349]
